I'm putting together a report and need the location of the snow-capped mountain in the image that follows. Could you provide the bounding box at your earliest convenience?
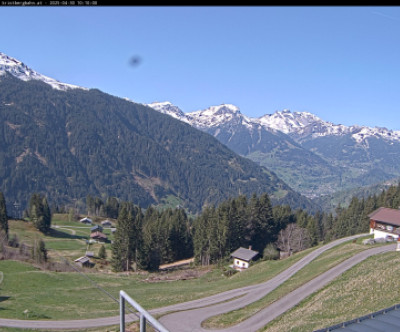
[147,101,190,124]
[0,52,86,91]
[188,104,255,130]
[149,101,400,145]
[148,101,400,199]
[257,109,400,144]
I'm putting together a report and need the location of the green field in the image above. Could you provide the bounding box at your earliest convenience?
[1,217,398,332]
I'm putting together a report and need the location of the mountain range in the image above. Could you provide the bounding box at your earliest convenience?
[148,102,400,199]
[0,52,312,214]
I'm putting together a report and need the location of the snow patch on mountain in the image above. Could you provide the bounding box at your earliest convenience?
[0,52,86,91]
[147,101,190,124]
[188,104,254,130]
[148,102,400,145]
[256,109,321,134]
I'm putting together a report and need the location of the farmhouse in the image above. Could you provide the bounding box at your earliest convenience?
[231,247,258,270]
[368,207,400,240]
[90,231,108,242]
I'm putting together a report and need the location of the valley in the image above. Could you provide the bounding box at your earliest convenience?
[149,102,400,205]
[1,49,400,332]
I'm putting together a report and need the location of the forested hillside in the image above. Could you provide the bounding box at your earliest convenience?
[111,183,400,270]
[0,74,312,214]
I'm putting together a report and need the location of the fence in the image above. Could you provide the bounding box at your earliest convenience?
[119,290,170,332]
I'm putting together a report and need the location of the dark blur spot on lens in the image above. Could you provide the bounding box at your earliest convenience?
[130,56,142,67]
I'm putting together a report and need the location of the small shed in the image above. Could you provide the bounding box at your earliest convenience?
[231,247,259,270]
[80,217,93,224]
[74,256,91,267]
[90,225,103,233]
[101,219,112,227]
[85,251,94,258]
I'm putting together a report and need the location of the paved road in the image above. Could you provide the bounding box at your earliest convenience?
[0,234,393,331]
[158,237,394,332]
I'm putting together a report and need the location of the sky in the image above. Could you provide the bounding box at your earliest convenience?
[2,6,400,129]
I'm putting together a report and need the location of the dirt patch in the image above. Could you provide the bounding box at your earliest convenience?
[143,266,211,283]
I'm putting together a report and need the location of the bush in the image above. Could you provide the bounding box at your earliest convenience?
[263,243,279,260]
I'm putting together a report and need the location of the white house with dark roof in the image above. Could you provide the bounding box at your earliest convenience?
[231,247,259,270]
[368,207,400,240]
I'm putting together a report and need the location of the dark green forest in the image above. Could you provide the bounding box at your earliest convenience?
[0,74,312,215]
[2,182,400,271]
[76,182,400,270]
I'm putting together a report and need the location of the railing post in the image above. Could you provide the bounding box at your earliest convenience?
[140,313,147,332]
[120,290,169,332]
[120,292,125,332]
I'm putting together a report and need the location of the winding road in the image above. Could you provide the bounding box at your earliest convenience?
[0,234,395,331]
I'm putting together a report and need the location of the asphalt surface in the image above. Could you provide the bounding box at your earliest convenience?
[0,234,394,332]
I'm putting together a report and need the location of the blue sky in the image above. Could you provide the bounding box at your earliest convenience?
[2,6,400,129]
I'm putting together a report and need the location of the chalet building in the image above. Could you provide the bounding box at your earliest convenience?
[231,247,259,270]
[90,231,108,242]
[368,207,400,240]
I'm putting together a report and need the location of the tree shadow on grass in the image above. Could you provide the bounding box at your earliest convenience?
[0,296,10,303]
[47,228,87,241]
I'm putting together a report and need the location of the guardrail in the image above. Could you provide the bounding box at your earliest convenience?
[119,290,170,332]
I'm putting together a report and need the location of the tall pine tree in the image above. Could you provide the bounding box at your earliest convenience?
[111,202,137,272]
[0,192,8,239]
[28,193,51,233]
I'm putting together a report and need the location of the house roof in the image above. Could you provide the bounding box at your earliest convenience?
[315,303,400,332]
[74,256,90,264]
[90,231,107,239]
[368,207,400,227]
[231,247,259,262]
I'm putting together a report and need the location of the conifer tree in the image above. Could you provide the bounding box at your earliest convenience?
[168,208,192,261]
[98,244,107,259]
[111,202,135,272]
[29,193,51,233]
[0,192,8,238]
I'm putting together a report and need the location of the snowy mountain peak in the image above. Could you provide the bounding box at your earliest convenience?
[147,101,190,123]
[188,104,253,129]
[148,102,400,144]
[257,109,325,134]
[0,52,85,91]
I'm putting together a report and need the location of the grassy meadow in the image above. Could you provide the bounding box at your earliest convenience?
[0,216,399,332]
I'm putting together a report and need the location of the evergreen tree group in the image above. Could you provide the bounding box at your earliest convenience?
[193,193,277,265]
[111,204,192,272]
[4,181,400,272]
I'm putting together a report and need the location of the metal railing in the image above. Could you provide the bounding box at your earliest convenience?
[119,290,170,332]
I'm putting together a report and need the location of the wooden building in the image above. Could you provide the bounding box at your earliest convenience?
[90,225,103,233]
[79,217,93,224]
[368,207,400,240]
[90,231,108,242]
[74,256,91,267]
